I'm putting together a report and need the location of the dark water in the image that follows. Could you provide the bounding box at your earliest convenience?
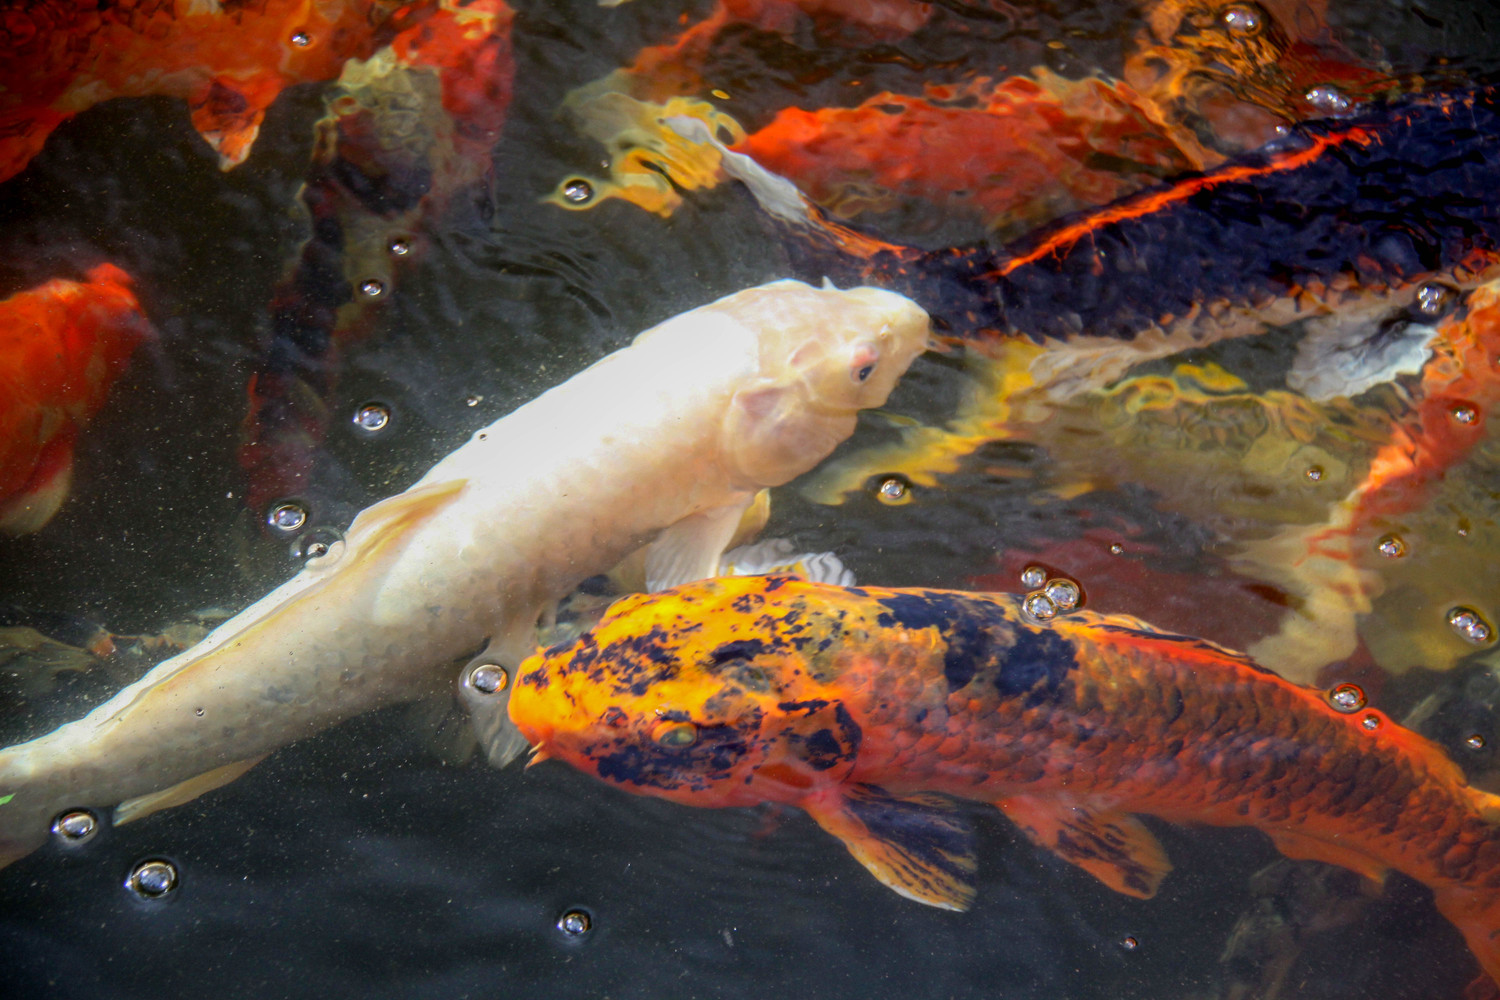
[1,0,1499,997]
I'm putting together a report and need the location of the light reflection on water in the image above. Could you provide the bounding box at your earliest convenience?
[1,0,1498,997]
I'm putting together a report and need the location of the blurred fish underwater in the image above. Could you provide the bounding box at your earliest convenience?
[1,0,1499,998]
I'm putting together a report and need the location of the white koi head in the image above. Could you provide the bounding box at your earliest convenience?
[721,280,930,487]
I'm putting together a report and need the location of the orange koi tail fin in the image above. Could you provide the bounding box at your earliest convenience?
[1434,790,1500,985]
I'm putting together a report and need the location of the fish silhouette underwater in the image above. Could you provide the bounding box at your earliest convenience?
[511,575,1500,985]
[0,279,929,869]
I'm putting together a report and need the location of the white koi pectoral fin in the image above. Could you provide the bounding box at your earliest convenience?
[994,795,1171,899]
[719,538,857,586]
[802,783,977,911]
[644,500,753,592]
[113,755,269,827]
[459,627,539,769]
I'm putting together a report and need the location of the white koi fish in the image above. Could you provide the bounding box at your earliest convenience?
[0,278,930,867]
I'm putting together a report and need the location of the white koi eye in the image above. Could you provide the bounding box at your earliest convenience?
[850,342,880,383]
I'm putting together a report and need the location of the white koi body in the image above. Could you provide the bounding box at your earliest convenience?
[0,279,929,867]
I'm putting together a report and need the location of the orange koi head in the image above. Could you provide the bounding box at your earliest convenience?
[510,576,871,808]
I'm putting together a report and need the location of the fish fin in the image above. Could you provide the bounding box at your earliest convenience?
[459,626,540,769]
[802,783,977,911]
[113,755,268,827]
[1288,313,1437,401]
[610,490,770,593]
[349,478,469,554]
[994,794,1171,899]
[1432,793,1500,986]
[0,431,75,535]
[644,499,753,592]
[719,538,856,585]
[403,693,479,767]
[1261,826,1388,885]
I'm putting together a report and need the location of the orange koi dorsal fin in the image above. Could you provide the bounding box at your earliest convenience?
[995,794,1170,899]
[802,783,977,911]
[1262,826,1387,885]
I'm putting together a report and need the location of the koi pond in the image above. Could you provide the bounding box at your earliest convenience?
[2,1,1500,997]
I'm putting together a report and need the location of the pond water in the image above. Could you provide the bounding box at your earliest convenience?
[2,0,1499,997]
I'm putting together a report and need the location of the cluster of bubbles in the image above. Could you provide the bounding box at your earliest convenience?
[1019,566,1082,622]
[1448,607,1494,644]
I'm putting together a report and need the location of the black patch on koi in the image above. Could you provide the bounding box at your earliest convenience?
[995,629,1077,706]
[873,591,1006,692]
[731,593,763,613]
[592,720,755,791]
[710,639,771,665]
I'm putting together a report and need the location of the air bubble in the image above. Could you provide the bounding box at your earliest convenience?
[1452,404,1478,425]
[294,526,345,563]
[1020,565,1047,590]
[360,279,385,297]
[267,502,309,533]
[1415,282,1457,317]
[1467,734,1488,751]
[558,909,592,935]
[1328,683,1366,713]
[289,30,311,47]
[1361,714,1381,731]
[1305,85,1351,115]
[1043,578,1080,612]
[562,179,594,204]
[51,810,98,843]
[467,663,509,695]
[1023,592,1057,622]
[1304,465,1324,482]
[1375,534,1407,558]
[1448,607,1494,644]
[465,395,482,407]
[876,476,910,505]
[1220,3,1264,35]
[352,402,392,433]
[388,237,411,256]
[126,859,178,898]
[1109,543,1124,555]
[1121,936,1139,951]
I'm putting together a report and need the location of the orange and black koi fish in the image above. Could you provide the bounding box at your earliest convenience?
[801,86,1500,356]
[511,575,1500,985]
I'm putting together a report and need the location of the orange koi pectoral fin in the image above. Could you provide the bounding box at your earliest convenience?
[802,784,977,911]
[1261,826,1388,887]
[994,795,1170,900]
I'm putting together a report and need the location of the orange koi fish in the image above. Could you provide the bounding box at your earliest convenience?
[0,0,437,183]
[0,264,152,534]
[511,575,1500,985]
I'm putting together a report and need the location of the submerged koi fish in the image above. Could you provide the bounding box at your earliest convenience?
[0,264,152,535]
[0,280,929,869]
[511,575,1500,984]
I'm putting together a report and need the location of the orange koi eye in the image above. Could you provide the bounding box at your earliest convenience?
[652,720,698,749]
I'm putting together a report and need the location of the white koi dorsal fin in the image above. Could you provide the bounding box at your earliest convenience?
[113,755,268,827]
[802,783,977,911]
[644,499,753,592]
[346,478,469,555]
[995,794,1171,899]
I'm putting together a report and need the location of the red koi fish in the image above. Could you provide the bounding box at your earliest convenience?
[0,0,437,183]
[511,575,1500,985]
[0,264,152,534]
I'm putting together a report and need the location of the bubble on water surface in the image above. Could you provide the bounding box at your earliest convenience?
[1023,592,1057,621]
[1043,579,1080,611]
[876,476,910,505]
[1467,734,1488,751]
[1109,543,1124,555]
[1448,607,1494,644]
[1361,714,1381,731]
[267,502,309,533]
[51,810,98,844]
[1375,534,1407,558]
[289,30,311,47]
[1304,465,1324,482]
[294,526,345,563]
[1020,565,1047,590]
[466,663,509,695]
[352,402,392,434]
[360,279,385,298]
[562,179,594,204]
[1452,404,1478,425]
[466,395,482,407]
[1220,3,1265,35]
[1415,282,1458,317]
[1305,85,1352,115]
[1328,683,1366,713]
[1121,936,1139,951]
[126,859,178,898]
[388,238,411,257]
[558,909,592,935]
